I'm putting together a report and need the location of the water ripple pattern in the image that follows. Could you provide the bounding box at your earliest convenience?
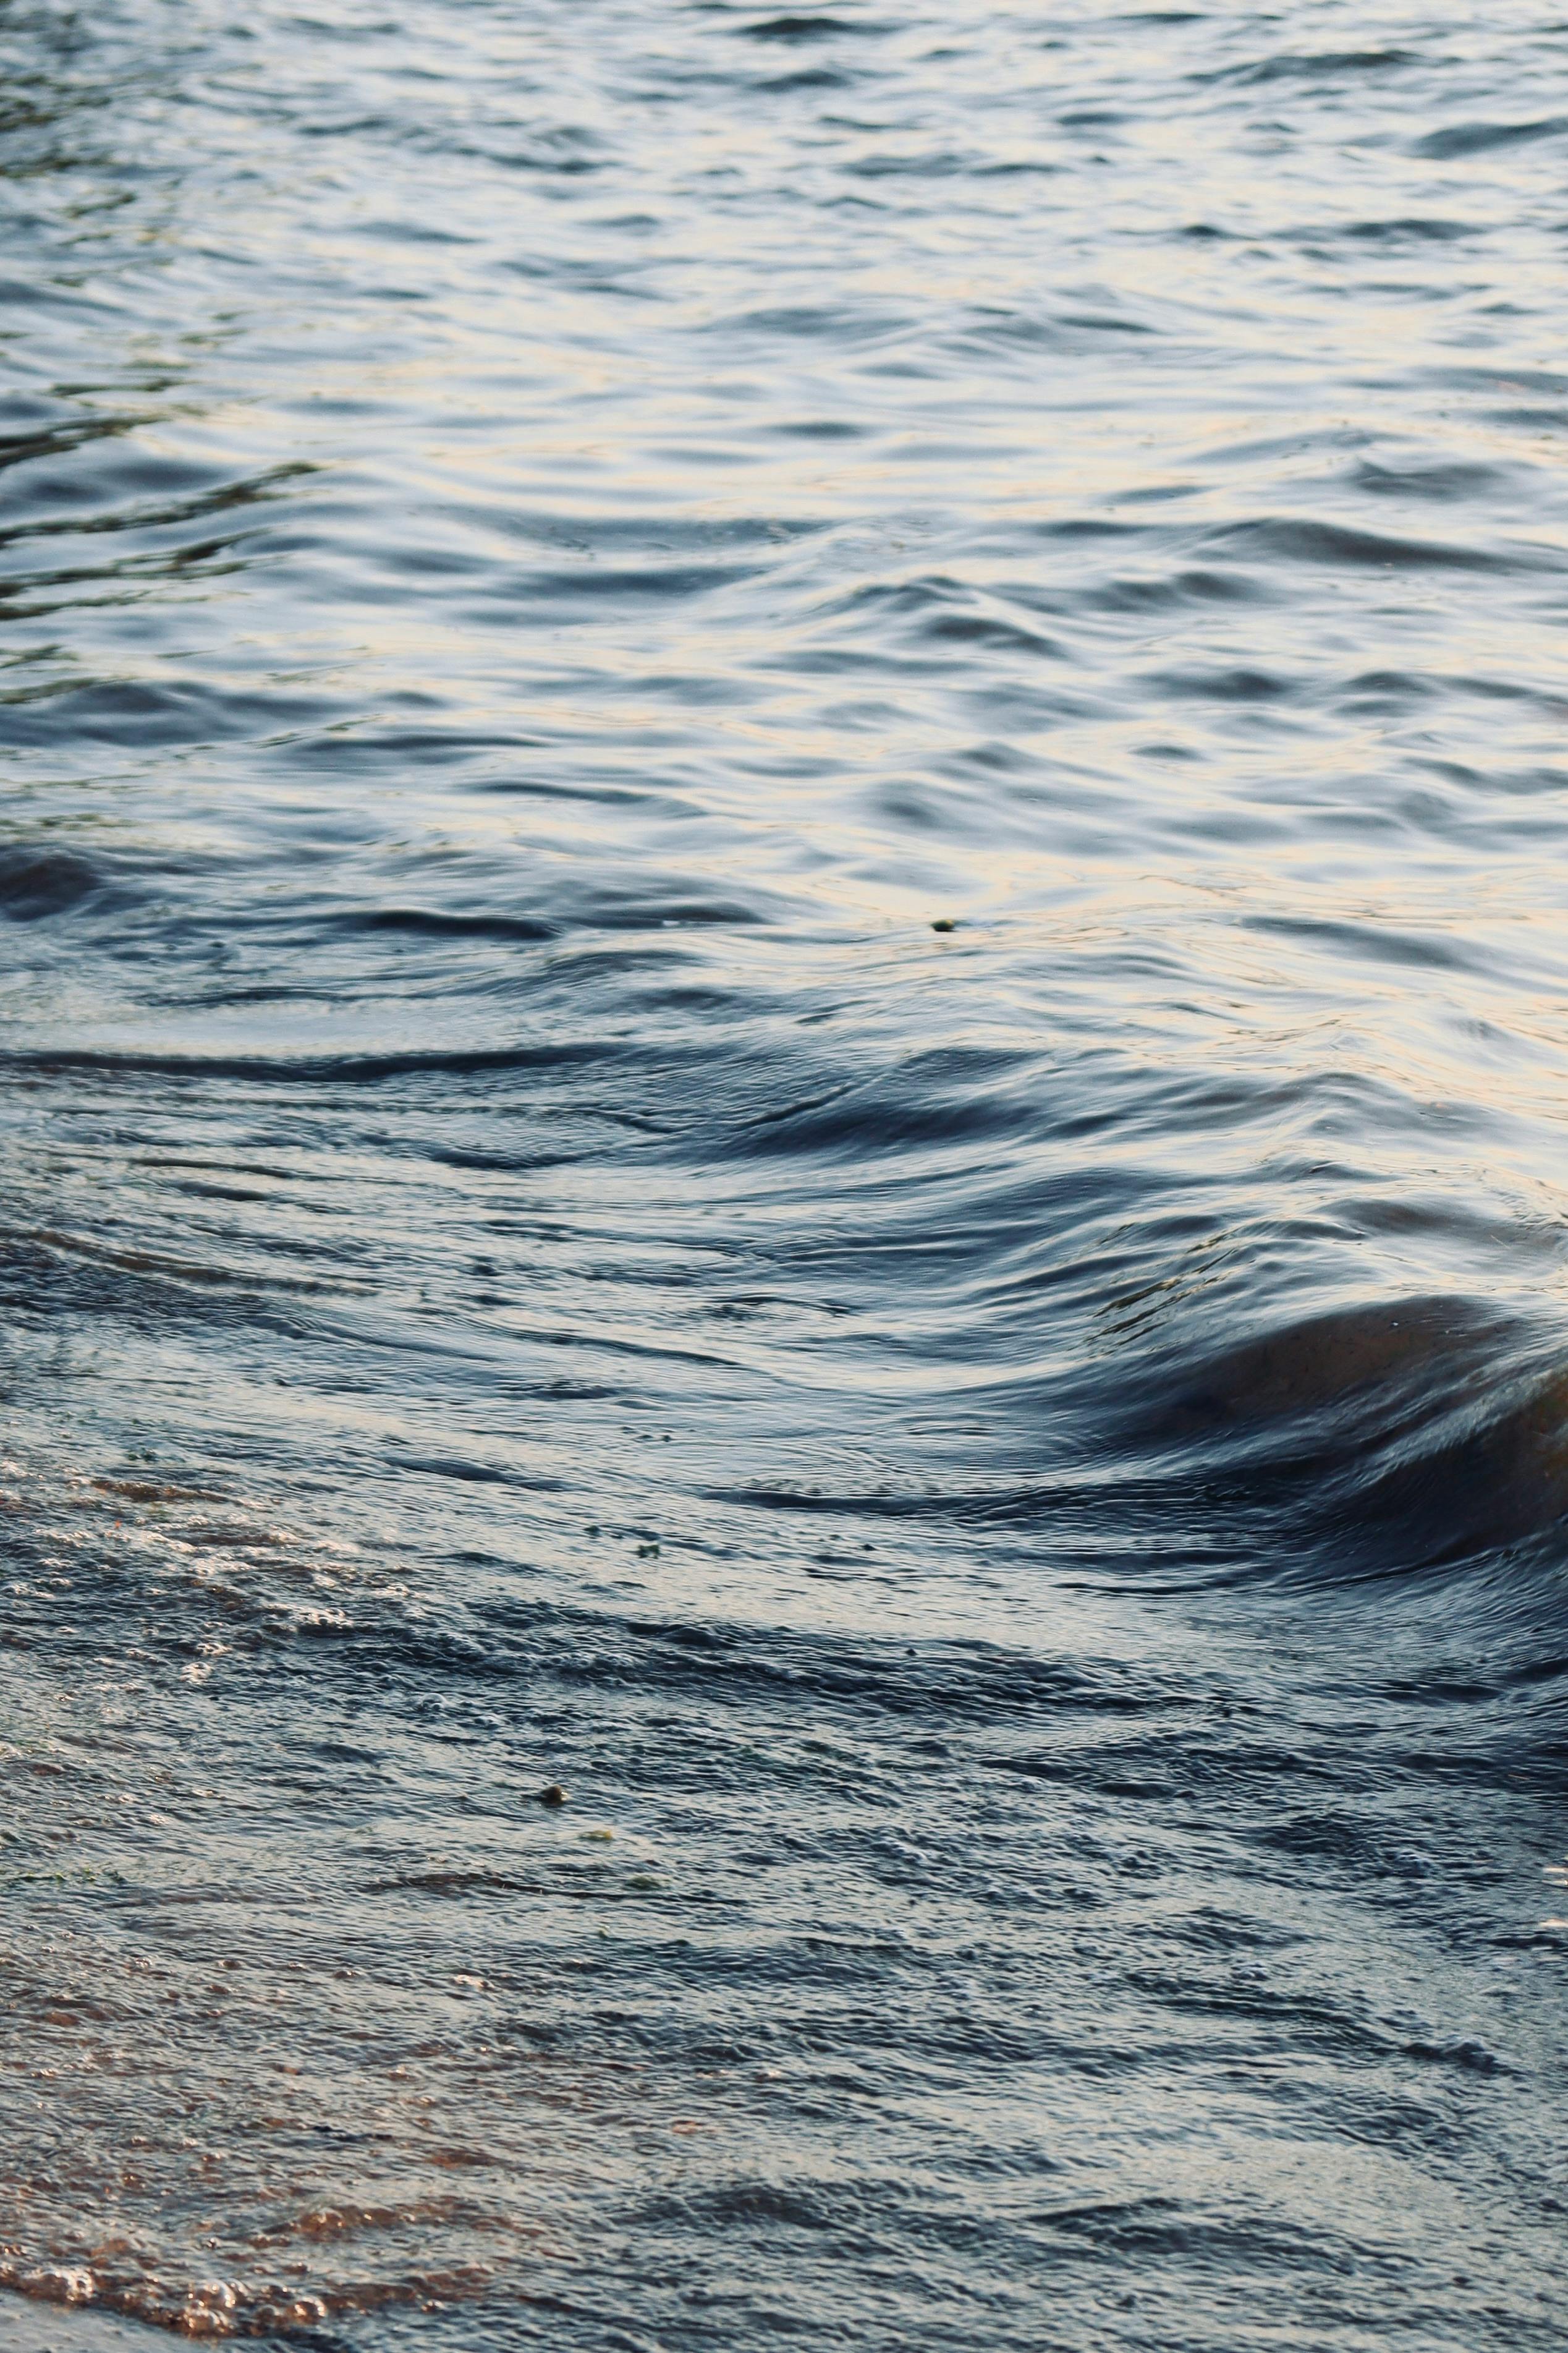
[1,2,1566,2347]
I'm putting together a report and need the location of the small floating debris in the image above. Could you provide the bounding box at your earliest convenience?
[931,917,956,933]
[538,1782,568,1808]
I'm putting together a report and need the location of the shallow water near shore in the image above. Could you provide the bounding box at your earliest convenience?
[2,0,1568,2344]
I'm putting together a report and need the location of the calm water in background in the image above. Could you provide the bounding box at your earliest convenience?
[1,0,1567,2342]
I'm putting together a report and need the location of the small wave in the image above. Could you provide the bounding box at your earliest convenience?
[1198,516,1546,576]
[1197,48,1416,87]
[349,907,559,943]
[1145,1299,1568,1583]
[1416,116,1568,159]
[0,844,116,921]
[1350,457,1514,503]
[0,676,336,750]
[738,14,870,41]
[0,1040,619,1084]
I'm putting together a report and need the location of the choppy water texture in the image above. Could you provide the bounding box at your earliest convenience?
[2,1,1567,2344]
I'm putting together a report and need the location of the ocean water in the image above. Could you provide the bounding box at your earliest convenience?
[2,0,1567,2343]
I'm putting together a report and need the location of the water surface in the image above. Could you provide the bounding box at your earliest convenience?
[2,2,1567,2345]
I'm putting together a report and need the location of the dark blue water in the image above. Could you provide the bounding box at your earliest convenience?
[2,2,1567,2344]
